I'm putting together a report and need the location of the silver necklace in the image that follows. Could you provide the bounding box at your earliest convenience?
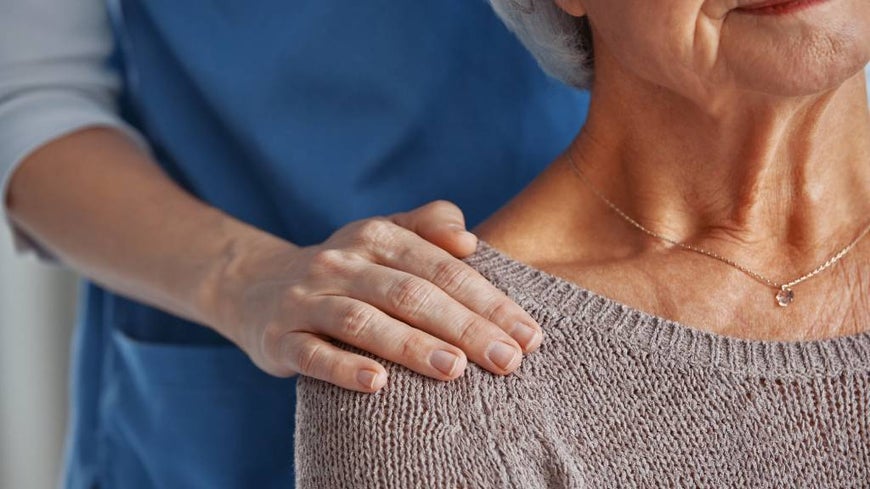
[566,151,870,307]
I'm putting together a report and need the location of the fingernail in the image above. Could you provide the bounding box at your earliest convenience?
[511,322,542,350]
[447,223,466,232]
[357,369,387,390]
[486,341,520,371]
[430,349,461,376]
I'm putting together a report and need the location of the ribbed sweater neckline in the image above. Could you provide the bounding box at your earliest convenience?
[468,241,870,378]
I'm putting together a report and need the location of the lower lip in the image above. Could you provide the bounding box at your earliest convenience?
[735,0,828,15]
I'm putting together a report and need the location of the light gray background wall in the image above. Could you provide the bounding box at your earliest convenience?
[0,223,77,489]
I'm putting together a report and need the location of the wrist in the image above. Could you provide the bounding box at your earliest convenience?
[194,219,299,345]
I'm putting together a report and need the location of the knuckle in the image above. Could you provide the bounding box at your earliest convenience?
[483,298,515,324]
[283,284,309,305]
[296,341,326,376]
[388,277,433,317]
[399,333,425,359]
[339,303,377,339]
[431,260,472,294]
[455,316,487,345]
[356,219,395,245]
[309,248,348,274]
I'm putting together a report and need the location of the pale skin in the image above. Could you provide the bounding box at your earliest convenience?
[5,133,543,393]
[478,0,870,341]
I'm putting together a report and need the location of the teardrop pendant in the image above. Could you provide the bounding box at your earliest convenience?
[775,287,794,307]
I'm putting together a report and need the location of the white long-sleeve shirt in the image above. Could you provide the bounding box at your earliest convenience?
[0,0,145,254]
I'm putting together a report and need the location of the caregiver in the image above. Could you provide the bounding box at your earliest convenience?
[0,0,588,488]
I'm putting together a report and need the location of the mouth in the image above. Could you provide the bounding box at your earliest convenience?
[735,0,829,15]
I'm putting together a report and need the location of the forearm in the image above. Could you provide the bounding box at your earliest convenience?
[4,127,288,338]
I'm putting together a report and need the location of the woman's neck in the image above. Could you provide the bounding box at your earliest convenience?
[572,63,870,269]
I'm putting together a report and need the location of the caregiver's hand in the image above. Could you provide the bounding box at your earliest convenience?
[215,200,543,392]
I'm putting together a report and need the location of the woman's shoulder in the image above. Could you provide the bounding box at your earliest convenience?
[293,241,568,488]
[295,359,512,489]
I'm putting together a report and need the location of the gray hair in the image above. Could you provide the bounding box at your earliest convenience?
[488,0,594,89]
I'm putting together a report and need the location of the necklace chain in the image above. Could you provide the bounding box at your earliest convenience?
[566,151,870,307]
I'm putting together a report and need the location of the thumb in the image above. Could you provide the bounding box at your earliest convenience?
[390,200,478,257]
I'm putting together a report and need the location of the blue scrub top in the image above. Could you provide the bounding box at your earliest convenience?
[64,1,590,488]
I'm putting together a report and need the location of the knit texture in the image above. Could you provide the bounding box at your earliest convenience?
[295,242,870,488]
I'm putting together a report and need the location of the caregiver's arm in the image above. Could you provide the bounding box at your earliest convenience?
[6,128,543,391]
[12,129,544,393]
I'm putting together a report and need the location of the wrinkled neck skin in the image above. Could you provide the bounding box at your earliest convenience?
[476,45,869,339]
[571,50,870,270]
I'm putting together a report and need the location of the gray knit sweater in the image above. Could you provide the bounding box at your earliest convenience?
[295,242,870,488]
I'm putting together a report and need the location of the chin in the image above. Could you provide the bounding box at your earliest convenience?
[722,3,870,96]
[735,50,870,97]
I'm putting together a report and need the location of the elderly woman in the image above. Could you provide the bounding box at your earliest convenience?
[295,0,870,486]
